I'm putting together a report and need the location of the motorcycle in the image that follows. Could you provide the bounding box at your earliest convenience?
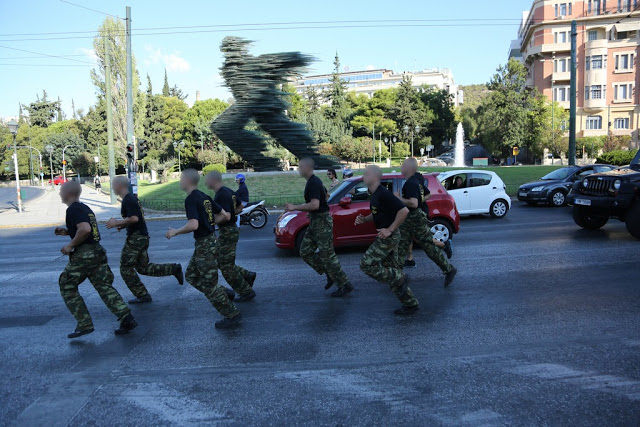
[239,201,269,229]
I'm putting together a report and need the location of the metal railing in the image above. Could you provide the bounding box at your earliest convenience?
[138,193,306,212]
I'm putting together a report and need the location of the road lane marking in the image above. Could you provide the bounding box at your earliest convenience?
[507,363,640,401]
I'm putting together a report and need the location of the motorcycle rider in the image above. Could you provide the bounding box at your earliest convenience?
[235,174,249,227]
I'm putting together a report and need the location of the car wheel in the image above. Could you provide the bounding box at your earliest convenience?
[294,227,307,256]
[430,219,453,243]
[572,206,608,230]
[550,189,567,207]
[625,201,640,239]
[490,199,509,218]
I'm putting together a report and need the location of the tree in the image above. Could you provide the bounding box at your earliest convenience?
[477,58,531,157]
[324,53,351,127]
[22,90,60,128]
[391,76,433,151]
[162,69,170,96]
[420,87,456,148]
[393,142,411,158]
[350,91,397,139]
[176,98,228,167]
[90,17,144,162]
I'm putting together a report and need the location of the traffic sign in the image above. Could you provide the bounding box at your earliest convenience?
[513,147,520,156]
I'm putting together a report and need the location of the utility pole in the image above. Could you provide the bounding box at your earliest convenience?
[568,20,577,166]
[125,6,137,194]
[105,35,117,205]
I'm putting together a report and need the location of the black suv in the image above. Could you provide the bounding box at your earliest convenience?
[567,150,640,239]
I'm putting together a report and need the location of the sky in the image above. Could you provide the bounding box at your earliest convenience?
[0,0,533,119]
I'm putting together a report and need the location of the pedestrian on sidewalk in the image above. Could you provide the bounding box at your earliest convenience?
[165,169,241,329]
[106,176,184,304]
[55,181,137,339]
[94,175,102,194]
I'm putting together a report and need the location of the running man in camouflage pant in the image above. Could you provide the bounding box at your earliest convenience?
[355,166,419,315]
[165,169,241,329]
[284,157,353,297]
[395,158,457,287]
[106,176,184,304]
[56,181,137,338]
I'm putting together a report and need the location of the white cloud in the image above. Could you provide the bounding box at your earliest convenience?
[365,64,376,71]
[78,48,98,63]
[144,46,191,73]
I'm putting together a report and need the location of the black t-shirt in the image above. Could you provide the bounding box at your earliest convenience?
[185,189,222,239]
[414,173,431,214]
[65,201,100,245]
[370,185,406,229]
[121,193,148,236]
[304,174,329,213]
[214,186,240,227]
[236,183,249,203]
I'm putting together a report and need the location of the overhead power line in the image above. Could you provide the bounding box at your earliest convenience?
[58,0,122,19]
[0,45,95,64]
[0,63,92,67]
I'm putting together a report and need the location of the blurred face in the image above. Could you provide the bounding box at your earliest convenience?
[363,168,378,187]
[400,161,411,177]
[327,171,336,180]
[298,163,309,177]
[179,175,190,192]
[206,177,220,190]
[59,187,69,204]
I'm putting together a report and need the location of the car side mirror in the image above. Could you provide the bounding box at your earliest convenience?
[339,196,352,208]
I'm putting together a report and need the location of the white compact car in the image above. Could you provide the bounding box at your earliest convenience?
[438,170,511,218]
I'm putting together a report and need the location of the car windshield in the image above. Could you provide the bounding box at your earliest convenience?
[541,168,574,180]
[327,180,353,204]
[632,150,640,169]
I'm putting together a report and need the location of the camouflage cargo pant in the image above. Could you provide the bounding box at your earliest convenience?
[397,209,453,274]
[360,231,419,308]
[216,225,253,297]
[120,233,178,298]
[59,243,130,329]
[299,212,351,289]
[185,234,239,319]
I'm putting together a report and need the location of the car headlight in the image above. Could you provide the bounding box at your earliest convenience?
[583,178,589,188]
[531,186,546,192]
[613,179,621,191]
[277,214,295,229]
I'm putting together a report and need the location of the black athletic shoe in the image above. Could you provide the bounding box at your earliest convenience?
[394,305,419,316]
[236,290,256,303]
[331,283,353,298]
[245,271,257,287]
[67,327,94,339]
[324,274,335,290]
[173,264,184,285]
[215,313,242,329]
[128,294,152,304]
[224,287,236,301]
[443,240,453,259]
[114,314,138,335]
[444,267,457,288]
[403,259,416,269]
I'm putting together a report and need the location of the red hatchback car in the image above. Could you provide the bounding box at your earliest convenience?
[274,173,460,253]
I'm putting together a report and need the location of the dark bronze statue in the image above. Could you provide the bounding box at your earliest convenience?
[211,36,335,171]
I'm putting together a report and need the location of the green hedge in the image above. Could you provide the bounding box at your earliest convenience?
[596,150,638,166]
[202,164,227,174]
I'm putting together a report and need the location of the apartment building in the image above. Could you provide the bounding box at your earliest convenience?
[292,68,463,107]
[511,0,639,143]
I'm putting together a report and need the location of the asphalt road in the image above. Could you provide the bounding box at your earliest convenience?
[0,186,44,212]
[0,204,638,426]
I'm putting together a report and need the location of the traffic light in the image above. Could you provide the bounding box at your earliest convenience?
[62,160,67,166]
[137,138,148,160]
[126,143,135,159]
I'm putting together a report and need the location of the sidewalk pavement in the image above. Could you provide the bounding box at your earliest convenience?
[0,185,183,229]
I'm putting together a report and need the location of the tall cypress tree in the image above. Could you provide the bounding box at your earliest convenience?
[325,53,351,128]
[162,69,170,96]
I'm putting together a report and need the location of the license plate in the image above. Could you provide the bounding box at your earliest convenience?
[518,192,527,197]
[574,198,591,206]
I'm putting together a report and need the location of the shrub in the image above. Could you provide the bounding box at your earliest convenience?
[202,163,226,174]
[596,149,638,166]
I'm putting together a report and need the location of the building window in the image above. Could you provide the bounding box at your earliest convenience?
[591,55,603,69]
[614,118,630,129]
[615,53,635,70]
[555,58,570,72]
[618,0,632,11]
[554,31,568,43]
[614,83,633,100]
[588,30,598,40]
[586,85,603,100]
[586,116,603,130]
[554,87,569,101]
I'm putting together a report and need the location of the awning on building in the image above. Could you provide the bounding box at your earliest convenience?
[614,23,640,32]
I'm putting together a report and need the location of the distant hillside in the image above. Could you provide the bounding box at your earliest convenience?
[460,84,491,112]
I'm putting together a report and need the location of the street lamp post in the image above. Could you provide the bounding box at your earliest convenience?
[384,136,397,162]
[173,140,185,173]
[45,145,54,188]
[62,144,83,181]
[7,120,22,213]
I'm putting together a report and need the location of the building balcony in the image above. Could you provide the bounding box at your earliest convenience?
[523,42,571,60]
[584,97,606,111]
[585,38,608,49]
[552,71,571,81]
[525,76,535,88]
[556,100,570,109]
[584,69,607,85]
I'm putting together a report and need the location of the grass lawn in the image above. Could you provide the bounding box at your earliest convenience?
[126,165,561,211]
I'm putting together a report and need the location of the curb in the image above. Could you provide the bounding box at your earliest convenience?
[0,215,186,230]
